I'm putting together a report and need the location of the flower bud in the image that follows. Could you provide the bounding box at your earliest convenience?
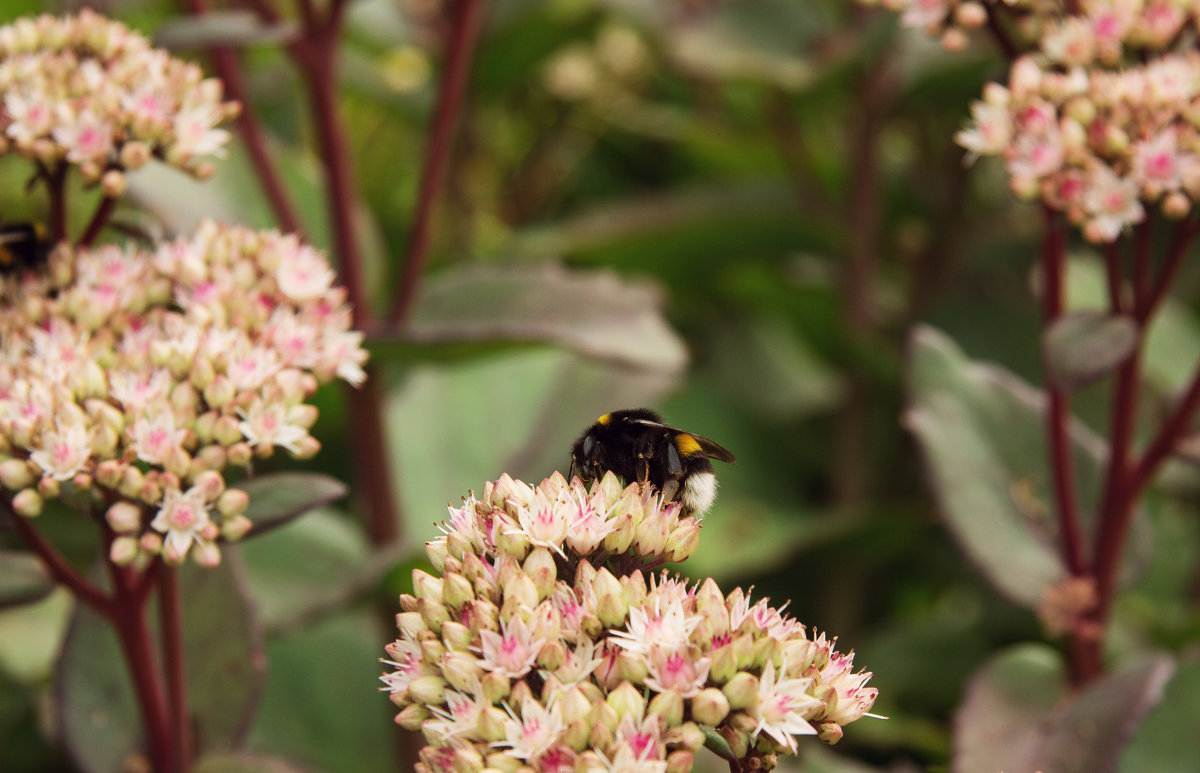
[665,519,700,562]
[606,681,645,723]
[648,689,684,727]
[419,598,449,631]
[666,750,693,773]
[817,721,843,745]
[420,637,446,666]
[396,612,425,639]
[408,675,446,706]
[140,531,164,554]
[483,752,521,772]
[204,376,236,409]
[500,573,539,619]
[439,620,472,652]
[193,541,222,568]
[616,651,648,685]
[37,477,59,500]
[413,570,443,602]
[0,459,35,490]
[106,501,143,533]
[109,536,140,566]
[719,724,749,759]
[733,633,755,669]
[536,640,566,672]
[723,672,759,711]
[12,488,43,517]
[561,719,591,752]
[690,687,730,726]
[594,568,627,628]
[442,571,475,610]
[481,670,511,704]
[221,514,253,541]
[289,436,321,460]
[559,686,593,725]
[395,703,428,730]
[442,651,482,692]
[522,547,557,599]
[476,705,509,742]
[227,442,253,466]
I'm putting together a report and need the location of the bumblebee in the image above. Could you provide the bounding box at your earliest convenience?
[0,222,50,275]
[569,408,736,517]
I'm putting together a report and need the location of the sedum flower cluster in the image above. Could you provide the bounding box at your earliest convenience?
[866,0,1200,53]
[381,472,878,773]
[952,2,1200,242]
[0,221,368,567]
[0,9,238,192]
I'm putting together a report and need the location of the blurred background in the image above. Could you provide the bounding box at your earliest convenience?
[4,0,1197,771]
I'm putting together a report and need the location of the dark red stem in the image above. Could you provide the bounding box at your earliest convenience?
[7,503,113,614]
[183,0,303,235]
[110,563,172,773]
[158,563,191,773]
[389,0,489,324]
[1140,216,1198,323]
[1040,207,1086,577]
[288,7,402,545]
[78,196,117,248]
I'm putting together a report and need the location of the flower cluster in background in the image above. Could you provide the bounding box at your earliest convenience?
[0,9,238,190]
[957,51,1200,241]
[0,221,368,566]
[381,473,877,773]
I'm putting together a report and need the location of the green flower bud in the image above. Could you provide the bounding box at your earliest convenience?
[594,568,627,628]
[500,574,539,620]
[588,697,619,732]
[733,633,755,670]
[441,621,473,652]
[419,598,449,632]
[221,514,253,541]
[617,651,648,684]
[484,753,521,772]
[690,687,731,726]
[446,531,473,561]
[106,501,143,533]
[606,681,645,723]
[477,705,509,742]
[413,570,444,602]
[722,672,759,711]
[396,612,425,639]
[817,721,843,745]
[425,538,449,573]
[442,571,475,610]
[408,675,446,706]
[442,652,482,692]
[666,750,693,773]
[561,719,591,752]
[203,375,236,409]
[109,536,140,566]
[648,689,684,727]
[419,637,446,666]
[0,458,36,491]
[453,746,484,773]
[394,703,428,730]
[12,488,43,517]
[719,724,749,759]
[481,670,511,704]
[665,518,700,563]
[523,547,557,599]
[536,640,566,672]
[710,642,737,684]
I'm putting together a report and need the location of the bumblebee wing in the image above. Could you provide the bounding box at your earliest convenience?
[690,434,736,464]
[629,417,736,464]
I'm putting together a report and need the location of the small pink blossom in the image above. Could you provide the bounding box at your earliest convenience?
[30,422,92,481]
[479,614,545,679]
[130,411,186,465]
[751,660,823,753]
[150,485,212,559]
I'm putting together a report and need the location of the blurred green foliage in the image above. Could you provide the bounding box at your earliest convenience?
[3,0,1200,771]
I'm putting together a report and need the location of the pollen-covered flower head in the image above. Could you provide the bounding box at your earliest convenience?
[0,222,367,567]
[0,9,238,182]
[381,474,878,773]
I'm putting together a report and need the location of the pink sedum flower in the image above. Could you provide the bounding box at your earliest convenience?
[150,485,212,562]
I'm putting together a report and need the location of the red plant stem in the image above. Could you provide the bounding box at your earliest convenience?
[296,21,367,325]
[7,504,113,614]
[159,563,191,773]
[1131,364,1200,495]
[389,0,489,324]
[1102,240,1124,313]
[78,196,117,248]
[183,0,302,235]
[1040,207,1087,578]
[289,9,402,544]
[1131,215,1154,310]
[110,565,172,773]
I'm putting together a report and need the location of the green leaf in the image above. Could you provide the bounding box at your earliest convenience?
[1043,311,1138,392]
[0,551,53,608]
[0,589,71,682]
[237,473,349,539]
[1120,657,1200,772]
[58,556,264,773]
[701,724,734,759]
[193,752,306,773]
[905,326,1072,607]
[153,12,298,49]
[400,262,688,375]
[246,611,397,772]
[955,645,1174,773]
[239,508,376,633]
